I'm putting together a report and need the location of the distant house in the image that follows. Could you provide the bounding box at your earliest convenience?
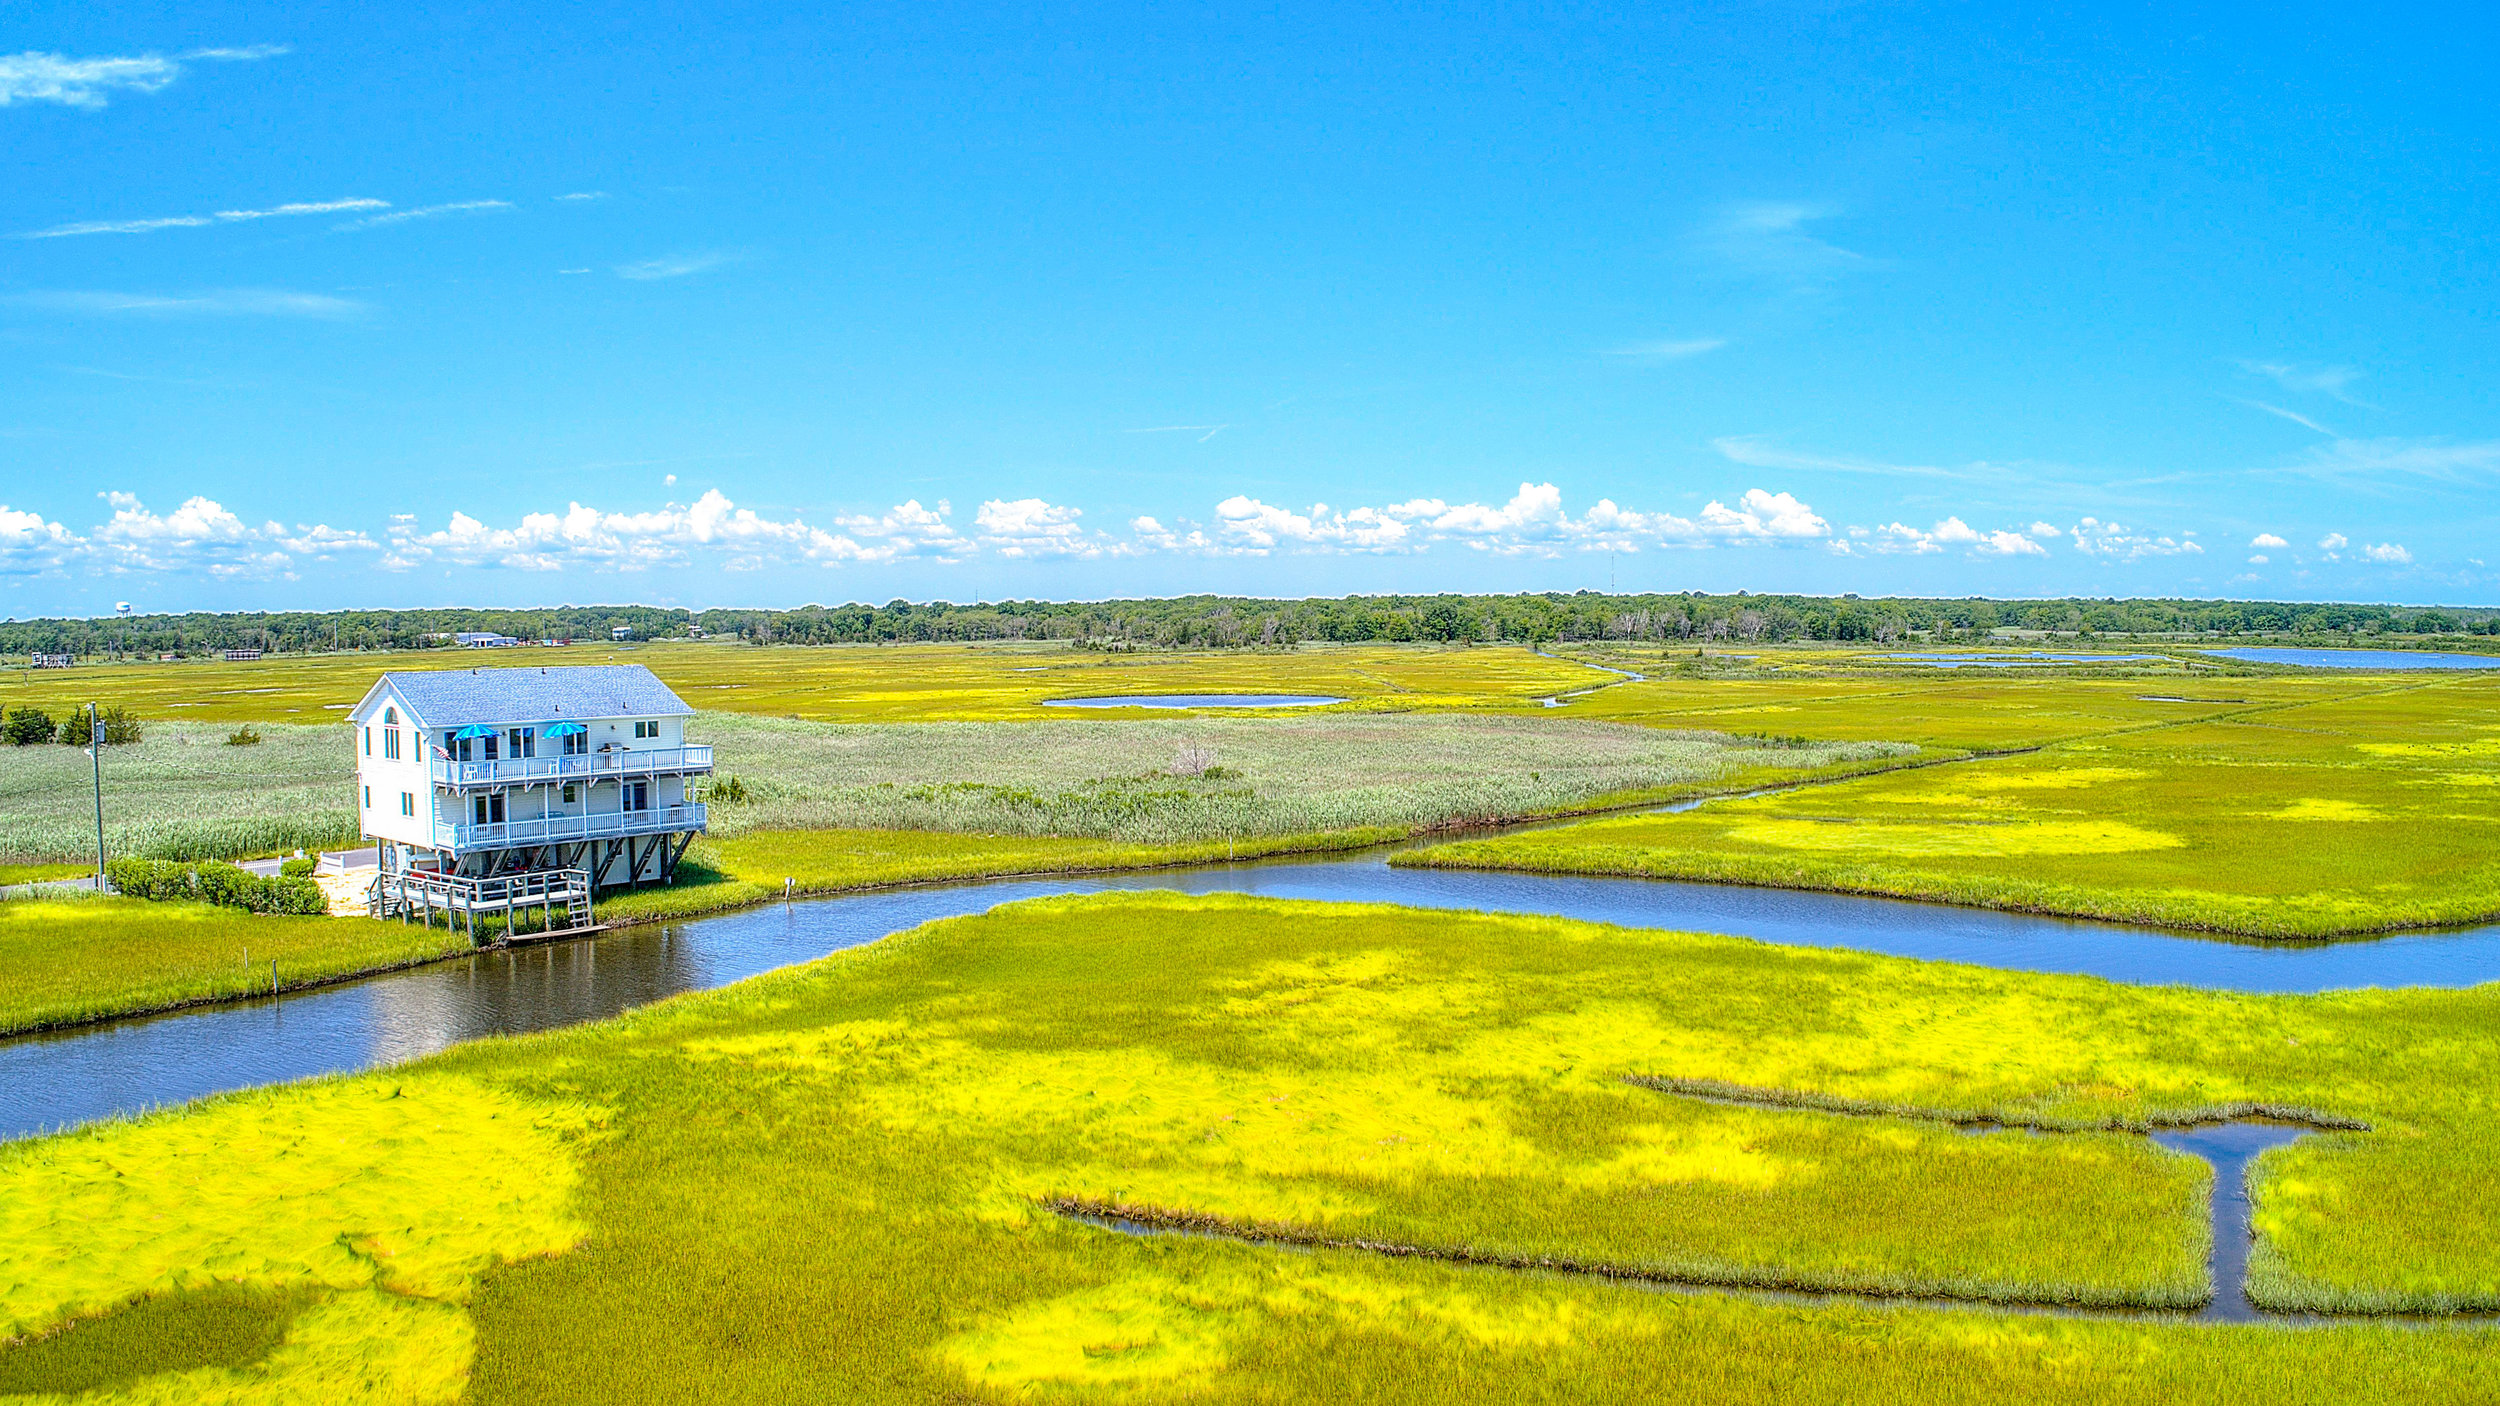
[348,665,710,923]
[224,648,263,662]
[454,632,521,648]
[30,653,73,669]
[610,625,634,641]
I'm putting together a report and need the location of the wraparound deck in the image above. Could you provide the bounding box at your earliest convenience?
[432,802,707,853]
[427,745,712,789]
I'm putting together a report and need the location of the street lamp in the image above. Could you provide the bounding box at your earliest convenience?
[89,701,106,889]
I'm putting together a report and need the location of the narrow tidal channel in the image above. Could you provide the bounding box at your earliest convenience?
[11,852,2500,1144]
[1065,1121,2318,1325]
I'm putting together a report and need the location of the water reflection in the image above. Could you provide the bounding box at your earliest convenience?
[11,854,2500,1143]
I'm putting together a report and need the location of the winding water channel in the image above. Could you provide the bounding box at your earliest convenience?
[11,847,2499,1325]
[12,851,2500,1144]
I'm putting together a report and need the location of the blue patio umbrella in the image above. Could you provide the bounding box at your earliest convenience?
[451,723,498,740]
[543,721,588,736]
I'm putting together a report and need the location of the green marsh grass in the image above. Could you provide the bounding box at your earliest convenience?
[10,895,2497,1402]
[1411,674,2500,937]
[0,896,469,1035]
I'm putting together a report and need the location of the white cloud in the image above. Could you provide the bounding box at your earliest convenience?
[18,196,388,240]
[2069,518,2204,561]
[555,191,607,202]
[1841,516,2045,558]
[974,499,1098,558]
[335,199,512,231]
[1127,516,1213,554]
[2239,360,2365,404]
[2363,542,2413,564]
[9,289,367,319]
[1188,483,1832,559]
[0,505,82,574]
[2293,438,2500,486]
[2251,533,2289,549]
[83,492,370,578]
[385,491,818,573]
[2318,533,2348,550]
[1212,497,1414,554]
[1607,338,1726,360]
[2029,521,2060,538]
[1,51,180,108]
[829,500,965,560]
[2243,400,2337,436]
[616,251,737,280]
[1704,202,1867,287]
[1701,489,1827,541]
[0,45,284,109]
[2249,555,2270,565]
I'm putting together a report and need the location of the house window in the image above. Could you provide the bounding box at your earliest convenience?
[506,727,535,759]
[384,707,398,725]
[561,731,588,756]
[362,785,371,809]
[632,720,659,740]
[363,727,372,756]
[625,780,650,812]
[400,792,415,817]
[383,727,401,761]
[473,794,506,824]
[561,782,579,804]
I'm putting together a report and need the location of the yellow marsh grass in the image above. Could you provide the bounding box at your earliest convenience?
[11,895,2499,1402]
[0,1074,597,1401]
[1409,674,2500,936]
[0,641,1615,726]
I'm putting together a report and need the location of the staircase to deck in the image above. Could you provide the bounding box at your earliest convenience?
[372,867,595,945]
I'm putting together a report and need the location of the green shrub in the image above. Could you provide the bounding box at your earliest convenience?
[103,857,328,915]
[2,706,56,746]
[224,727,263,747]
[279,855,317,878]
[59,705,141,748]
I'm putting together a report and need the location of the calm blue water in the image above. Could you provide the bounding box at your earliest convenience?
[1042,694,1349,708]
[1873,654,2166,668]
[8,851,2500,1143]
[2201,647,2500,670]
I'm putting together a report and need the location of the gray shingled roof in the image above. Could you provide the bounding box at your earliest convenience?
[366,664,694,728]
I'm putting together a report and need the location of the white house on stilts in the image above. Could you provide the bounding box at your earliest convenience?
[347,664,711,939]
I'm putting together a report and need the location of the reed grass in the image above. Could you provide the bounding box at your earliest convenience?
[691,712,1908,843]
[0,710,1905,866]
[0,723,358,866]
[6,895,2496,1402]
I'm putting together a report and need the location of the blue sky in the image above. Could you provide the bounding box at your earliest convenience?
[3,3,2494,615]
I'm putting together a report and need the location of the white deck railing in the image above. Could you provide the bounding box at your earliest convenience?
[432,802,706,852]
[427,744,712,788]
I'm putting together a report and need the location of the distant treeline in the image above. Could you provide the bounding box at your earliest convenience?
[4,593,2497,657]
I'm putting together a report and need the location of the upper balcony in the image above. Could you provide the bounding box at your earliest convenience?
[426,745,713,789]
[432,802,707,853]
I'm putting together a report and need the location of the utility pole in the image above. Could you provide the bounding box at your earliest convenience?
[89,701,106,889]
